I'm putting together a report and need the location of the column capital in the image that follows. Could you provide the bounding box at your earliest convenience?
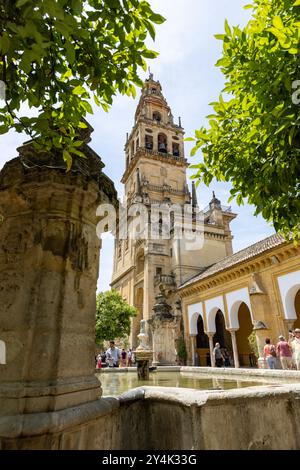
[228,328,238,333]
[205,331,215,338]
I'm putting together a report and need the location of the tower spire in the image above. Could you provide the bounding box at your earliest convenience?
[148,66,153,81]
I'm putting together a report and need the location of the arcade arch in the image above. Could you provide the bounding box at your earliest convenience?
[235,302,255,367]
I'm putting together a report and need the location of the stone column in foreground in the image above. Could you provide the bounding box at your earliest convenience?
[229,329,240,368]
[207,333,215,368]
[0,132,117,446]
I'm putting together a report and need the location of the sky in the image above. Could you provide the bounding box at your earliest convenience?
[0,0,275,292]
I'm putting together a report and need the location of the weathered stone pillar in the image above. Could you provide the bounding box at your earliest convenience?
[0,136,117,447]
[207,333,215,368]
[149,293,180,366]
[229,329,240,368]
[190,335,196,366]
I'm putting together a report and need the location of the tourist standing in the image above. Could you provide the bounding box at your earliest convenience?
[96,353,102,369]
[221,347,231,367]
[289,328,300,370]
[105,341,121,367]
[263,338,277,369]
[276,336,293,370]
[213,343,224,367]
[127,349,133,367]
[106,352,114,368]
[121,348,127,367]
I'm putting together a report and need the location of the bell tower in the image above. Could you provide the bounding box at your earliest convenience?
[111,75,237,354]
[121,74,189,208]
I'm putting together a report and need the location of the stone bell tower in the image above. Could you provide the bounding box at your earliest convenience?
[111,74,236,357]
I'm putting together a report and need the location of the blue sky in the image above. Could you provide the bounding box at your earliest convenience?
[0,0,274,292]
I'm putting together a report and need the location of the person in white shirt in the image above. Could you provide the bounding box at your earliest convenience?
[105,341,121,367]
[289,329,300,370]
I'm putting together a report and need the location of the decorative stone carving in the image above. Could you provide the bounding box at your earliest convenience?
[249,273,265,295]
[136,320,151,351]
[135,320,153,380]
[253,320,269,369]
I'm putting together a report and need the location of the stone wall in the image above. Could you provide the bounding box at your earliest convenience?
[0,143,117,445]
[1,384,300,450]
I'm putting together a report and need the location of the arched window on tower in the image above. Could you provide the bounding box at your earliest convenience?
[153,111,162,123]
[151,87,157,94]
[158,133,168,154]
[145,134,153,150]
[131,140,135,158]
[172,143,180,157]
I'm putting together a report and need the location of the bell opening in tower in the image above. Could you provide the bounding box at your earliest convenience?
[158,133,168,154]
[153,111,162,123]
[145,134,153,150]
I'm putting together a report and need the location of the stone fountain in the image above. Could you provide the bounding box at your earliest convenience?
[135,320,153,380]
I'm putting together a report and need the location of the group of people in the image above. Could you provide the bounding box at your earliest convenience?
[263,328,300,370]
[96,341,134,369]
[213,343,231,367]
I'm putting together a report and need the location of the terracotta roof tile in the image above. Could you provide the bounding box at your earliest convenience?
[179,234,285,289]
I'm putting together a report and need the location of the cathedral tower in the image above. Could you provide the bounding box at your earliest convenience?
[111,75,236,353]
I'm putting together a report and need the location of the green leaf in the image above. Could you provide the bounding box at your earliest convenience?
[94,94,100,106]
[78,121,88,129]
[81,101,93,114]
[72,140,83,147]
[150,13,166,24]
[146,21,156,40]
[69,147,86,158]
[16,0,30,7]
[65,41,76,64]
[73,85,86,95]
[63,150,72,172]
[0,35,10,54]
[214,34,225,40]
[19,53,32,73]
[142,50,158,59]
[224,19,231,36]
[273,16,284,30]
